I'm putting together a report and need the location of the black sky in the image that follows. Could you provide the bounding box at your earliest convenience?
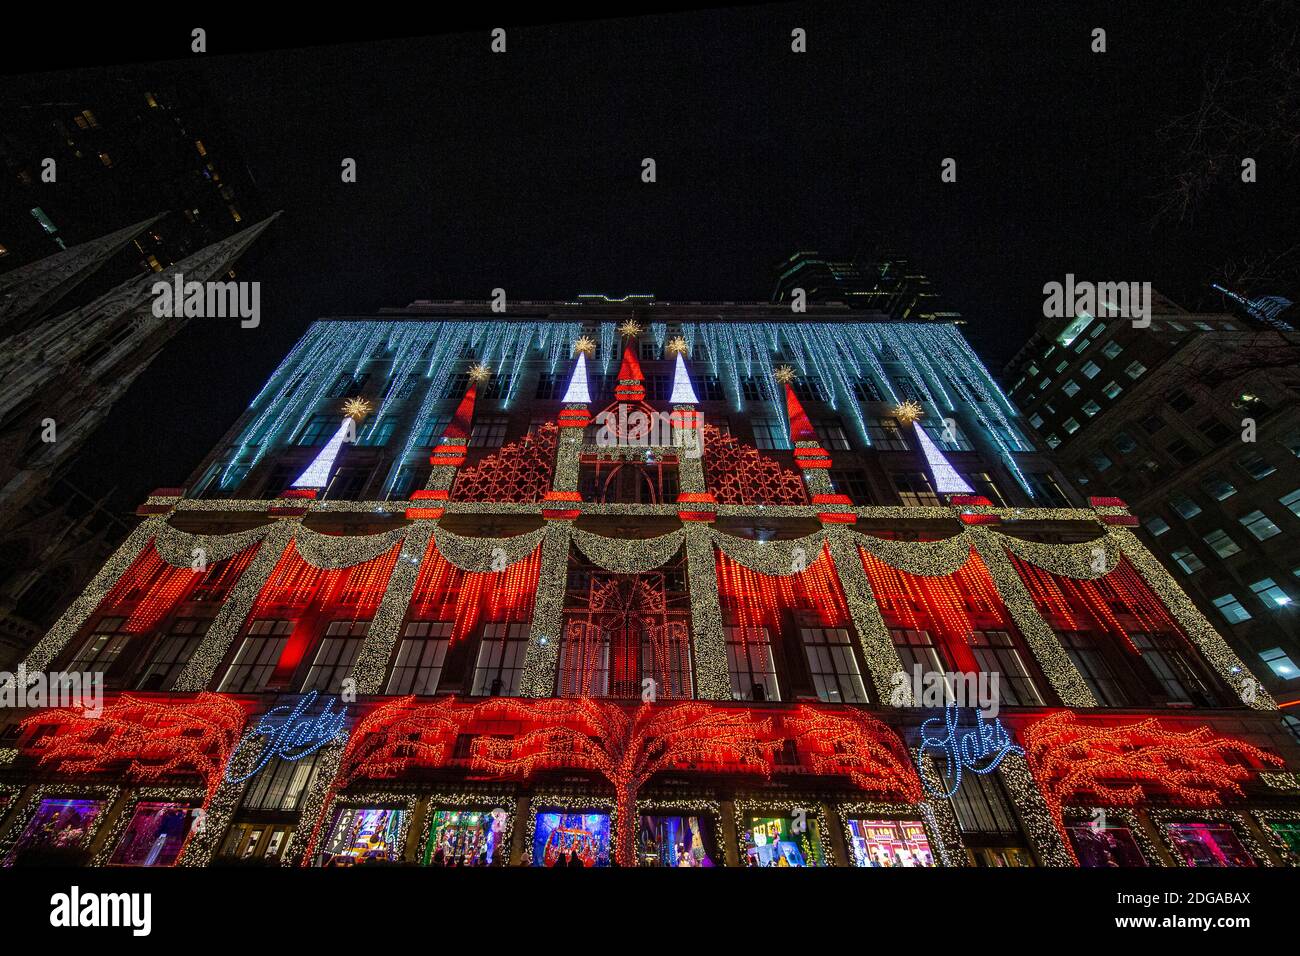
[9,2,1293,515]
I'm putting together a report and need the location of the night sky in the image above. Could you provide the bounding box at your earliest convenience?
[14,2,1293,516]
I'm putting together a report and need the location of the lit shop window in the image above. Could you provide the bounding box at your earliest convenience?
[422,809,506,866]
[386,621,452,695]
[470,622,529,696]
[108,803,201,867]
[1164,822,1257,867]
[1265,821,1300,858]
[314,806,408,867]
[218,620,292,693]
[846,819,935,867]
[637,814,720,868]
[223,823,292,861]
[740,813,828,867]
[799,627,869,704]
[1067,823,1149,866]
[724,626,780,702]
[3,798,107,866]
[532,810,611,867]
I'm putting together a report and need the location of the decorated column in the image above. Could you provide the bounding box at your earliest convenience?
[519,519,574,697]
[548,336,593,503]
[968,527,1098,707]
[825,526,909,704]
[682,522,732,701]
[173,519,299,691]
[666,336,710,500]
[350,522,434,694]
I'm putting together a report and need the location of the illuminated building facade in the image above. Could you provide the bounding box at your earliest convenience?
[1,298,1298,870]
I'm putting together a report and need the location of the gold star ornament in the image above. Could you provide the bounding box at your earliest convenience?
[342,397,373,421]
[893,399,924,424]
[666,336,689,356]
[573,336,596,356]
[773,365,796,384]
[468,363,492,383]
[618,320,643,338]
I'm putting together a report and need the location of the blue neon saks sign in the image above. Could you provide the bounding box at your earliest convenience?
[226,690,350,783]
[917,704,1024,799]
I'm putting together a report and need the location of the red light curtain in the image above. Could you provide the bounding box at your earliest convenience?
[97,539,259,634]
[858,546,1013,673]
[715,544,850,633]
[1009,554,1184,653]
[408,539,542,643]
[250,540,401,622]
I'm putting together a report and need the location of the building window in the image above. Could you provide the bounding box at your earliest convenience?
[792,377,827,402]
[296,415,337,446]
[1201,529,1242,558]
[1058,631,1131,706]
[1164,822,1257,867]
[813,419,852,451]
[890,628,950,685]
[892,472,941,507]
[1168,389,1196,413]
[240,753,322,812]
[945,765,1019,834]
[1281,488,1300,517]
[1165,438,1199,465]
[1239,510,1282,541]
[1113,432,1137,454]
[750,418,785,450]
[1235,452,1276,481]
[969,472,1007,507]
[647,374,672,401]
[1144,516,1170,537]
[1259,647,1299,681]
[852,379,883,402]
[1125,361,1147,379]
[1132,632,1217,704]
[1170,547,1205,574]
[967,631,1044,706]
[1102,380,1123,399]
[1200,473,1237,501]
[470,622,529,696]
[930,420,974,452]
[829,469,874,505]
[68,617,133,676]
[1063,417,1081,434]
[413,414,452,447]
[1081,400,1102,417]
[799,627,869,704]
[1197,418,1234,445]
[725,626,780,702]
[1139,413,1165,434]
[358,419,397,447]
[135,618,210,691]
[699,375,725,401]
[535,373,563,399]
[1102,341,1123,359]
[1026,472,1070,506]
[867,418,910,451]
[1249,578,1292,609]
[741,377,764,401]
[1169,494,1202,519]
[219,620,292,693]
[469,416,509,448]
[300,621,367,693]
[386,622,452,695]
[1087,451,1114,473]
[1081,361,1101,379]
[1063,380,1080,397]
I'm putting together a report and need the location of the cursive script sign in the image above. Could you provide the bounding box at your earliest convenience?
[225,691,349,783]
[916,703,1024,798]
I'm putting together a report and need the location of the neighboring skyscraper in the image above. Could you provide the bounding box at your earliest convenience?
[4,296,1296,869]
[0,214,279,666]
[1003,293,1300,712]
[0,71,267,283]
[773,241,961,322]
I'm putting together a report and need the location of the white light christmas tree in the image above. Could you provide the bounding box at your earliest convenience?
[561,352,592,403]
[913,422,974,495]
[292,398,371,489]
[669,353,699,404]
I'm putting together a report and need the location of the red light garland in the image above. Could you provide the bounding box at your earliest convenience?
[20,692,249,807]
[782,705,923,802]
[1022,710,1285,864]
[94,540,259,634]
